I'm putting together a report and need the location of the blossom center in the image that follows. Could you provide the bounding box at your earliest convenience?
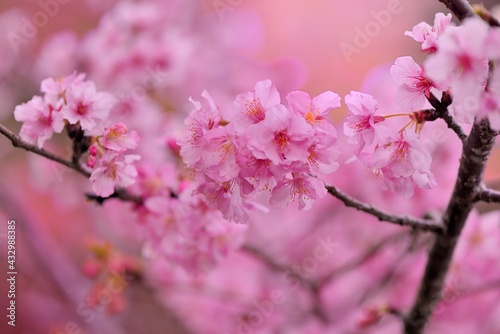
[304,106,321,124]
[77,102,90,115]
[104,161,118,180]
[274,131,289,152]
[244,99,265,122]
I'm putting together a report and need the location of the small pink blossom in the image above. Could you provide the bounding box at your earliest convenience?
[246,104,313,165]
[195,177,252,223]
[270,173,327,210]
[371,131,436,197]
[86,155,97,168]
[90,152,140,197]
[14,96,64,148]
[286,90,341,135]
[343,91,386,154]
[424,17,490,122]
[41,71,85,102]
[89,144,98,156]
[232,79,280,131]
[405,12,452,53]
[179,90,221,167]
[99,122,140,152]
[390,56,444,110]
[237,151,279,193]
[199,125,240,182]
[62,80,115,132]
[306,136,340,174]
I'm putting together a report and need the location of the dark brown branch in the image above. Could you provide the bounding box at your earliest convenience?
[325,185,444,234]
[472,4,500,27]
[404,1,497,330]
[66,123,92,165]
[438,0,477,21]
[85,188,144,205]
[0,123,91,177]
[404,119,497,334]
[476,187,500,203]
[428,93,467,144]
[0,123,143,205]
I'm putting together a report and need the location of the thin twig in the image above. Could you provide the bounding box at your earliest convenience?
[472,4,500,27]
[0,123,143,205]
[427,93,467,144]
[438,0,477,21]
[476,187,500,203]
[0,123,91,177]
[316,231,409,287]
[325,184,444,234]
[241,245,331,322]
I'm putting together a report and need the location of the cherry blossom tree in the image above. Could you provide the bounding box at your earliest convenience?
[0,0,500,333]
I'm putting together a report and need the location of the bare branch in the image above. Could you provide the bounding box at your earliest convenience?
[427,93,467,144]
[472,4,500,27]
[476,187,500,203]
[325,184,444,234]
[438,0,477,21]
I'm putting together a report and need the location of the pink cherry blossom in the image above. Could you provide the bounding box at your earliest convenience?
[90,152,141,197]
[13,96,65,148]
[40,72,86,102]
[178,90,221,167]
[286,90,341,135]
[62,80,116,132]
[195,177,252,223]
[371,131,436,197]
[198,125,240,182]
[424,17,490,122]
[232,79,281,131]
[306,136,340,174]
[246,104,313,165]
[405,12,452,53]
[390,56,445,111]
[237,150,279,193]
[99,122,140,152]
[270,173,327,210]
[343,91,386,154]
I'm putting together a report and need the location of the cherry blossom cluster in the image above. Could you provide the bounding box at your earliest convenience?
[411,13,500,126]
[343,91,437,198]
[87,123,140,198]
[342,14,448,198]
[343,13,500,198]
[178,80,342,222]
[13,72,141,198]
